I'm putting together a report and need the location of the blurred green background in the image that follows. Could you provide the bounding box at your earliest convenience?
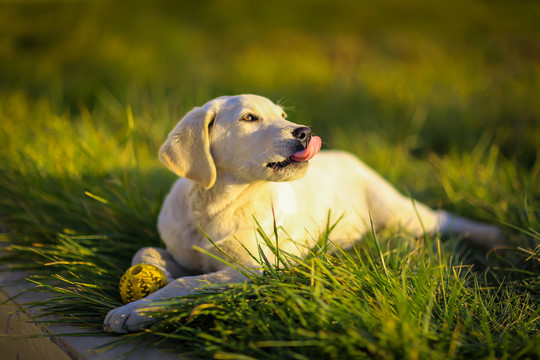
[2,0,538,149]
[1,0,539,208]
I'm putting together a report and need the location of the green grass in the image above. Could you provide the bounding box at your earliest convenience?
[1,0,539,359]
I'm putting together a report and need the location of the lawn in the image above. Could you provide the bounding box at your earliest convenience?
[0,0,539,359]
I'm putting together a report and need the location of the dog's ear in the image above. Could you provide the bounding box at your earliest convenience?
[159,106,217,189]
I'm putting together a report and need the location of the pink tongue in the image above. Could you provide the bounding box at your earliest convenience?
[290,135,322,162]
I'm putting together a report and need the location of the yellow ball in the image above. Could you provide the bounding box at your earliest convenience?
[119,264,168,304]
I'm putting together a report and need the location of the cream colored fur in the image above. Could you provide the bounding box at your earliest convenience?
[104,94,503,333]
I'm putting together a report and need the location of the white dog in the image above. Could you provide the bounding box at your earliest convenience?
[104,94,502,333]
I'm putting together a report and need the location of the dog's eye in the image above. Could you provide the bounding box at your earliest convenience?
[241,114,258,122]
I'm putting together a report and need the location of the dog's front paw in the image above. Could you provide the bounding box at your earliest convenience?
[103,300,159,334]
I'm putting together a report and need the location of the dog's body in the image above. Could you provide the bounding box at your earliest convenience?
[104,95,502,333]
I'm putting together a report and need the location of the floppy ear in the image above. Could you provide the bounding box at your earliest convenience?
[159,106,217,189]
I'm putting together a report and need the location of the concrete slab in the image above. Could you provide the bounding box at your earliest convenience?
[0,268,185,360]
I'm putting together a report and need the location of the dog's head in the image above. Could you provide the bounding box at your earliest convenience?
[159,94,321,189]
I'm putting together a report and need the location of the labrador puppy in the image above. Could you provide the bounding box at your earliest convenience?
[104,94,502,333]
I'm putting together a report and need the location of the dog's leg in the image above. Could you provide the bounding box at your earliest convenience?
[435,211,504,248]
[131,247,191,282]
[386,191,504,248]
[103,266,250,333]
[104,230,264,334]
[366,176,503,248]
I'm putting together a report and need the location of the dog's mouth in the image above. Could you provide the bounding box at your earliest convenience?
[266,158,298,170]
[266,136,322,170]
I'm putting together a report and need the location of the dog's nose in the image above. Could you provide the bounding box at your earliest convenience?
[292,126,312,148]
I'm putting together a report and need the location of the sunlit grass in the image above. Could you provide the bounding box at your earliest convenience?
[1,0,539,358]
[1,80,538,360]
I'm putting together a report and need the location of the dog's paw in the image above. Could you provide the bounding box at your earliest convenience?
[103,300,159,334]
[469,224,507,249]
